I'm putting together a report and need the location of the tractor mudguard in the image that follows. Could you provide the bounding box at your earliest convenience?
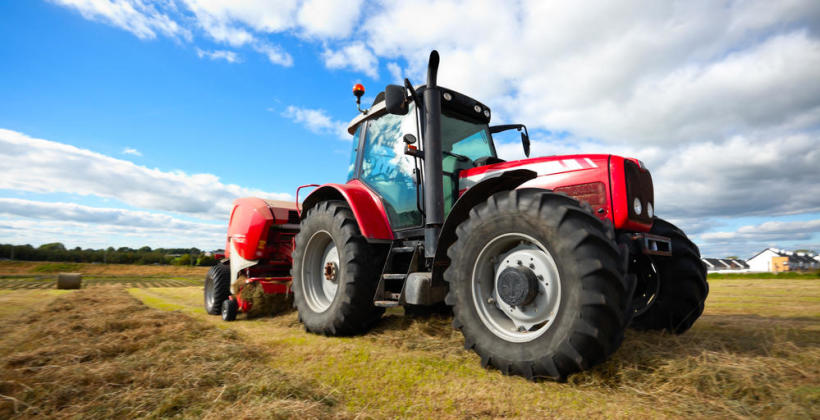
[300,180,394,241]
[432,169,537,282]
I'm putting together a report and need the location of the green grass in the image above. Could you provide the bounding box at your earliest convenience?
[708,270,820,279]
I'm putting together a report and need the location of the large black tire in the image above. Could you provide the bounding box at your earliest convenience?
[444,190,628,381]
[292,201,385,336]
[204,263,230,315]
[630,218,708,334]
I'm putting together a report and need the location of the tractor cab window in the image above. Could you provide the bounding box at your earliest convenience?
[440,114,494,215]
[360,106,422,230]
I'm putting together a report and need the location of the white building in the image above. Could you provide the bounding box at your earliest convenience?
[747,248,819,272]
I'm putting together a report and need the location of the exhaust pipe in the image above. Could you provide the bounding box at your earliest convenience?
[422,50,443,258]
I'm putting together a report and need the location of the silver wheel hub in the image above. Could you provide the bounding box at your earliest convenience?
[472,233,562,343]
[302,230,339,313]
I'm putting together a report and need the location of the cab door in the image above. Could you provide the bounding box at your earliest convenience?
[357,107,422,231]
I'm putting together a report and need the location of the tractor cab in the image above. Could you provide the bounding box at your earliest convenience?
[345,85,525,234]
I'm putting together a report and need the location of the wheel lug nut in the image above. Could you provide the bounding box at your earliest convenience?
[529,263,535,269]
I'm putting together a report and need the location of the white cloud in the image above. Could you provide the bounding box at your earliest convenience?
[701,220,820,242]
[195,47,240,63]
[253,42,293,66]
[0,198,222,232]
[0,129,291,219]
[122,147,142,156]
[322,42,379,79]
[297,0,363,38]
[281,106,350,140]
[387,62,403,84]
[51,0,191,41]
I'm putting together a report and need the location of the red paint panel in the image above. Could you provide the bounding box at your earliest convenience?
[225,197,274,260]
[303,180,394,240]
[608,156,653,232]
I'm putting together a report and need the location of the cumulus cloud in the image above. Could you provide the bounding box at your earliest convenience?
[297,0,364,38]
[122,147,142,156]
[0,129,291,219]
[195,48,240,63]
[281,106,350,140]
[693,218,820,258]
[701,219,820,242]
[322,42,379,79]
[0,198,222,232]
[50,0,191,41]
[253,42,293,66]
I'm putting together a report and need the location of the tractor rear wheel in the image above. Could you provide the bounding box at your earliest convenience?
[444,189,628,381]
[204,263,230,315]
[292,200,385,335]
[630,218,708,334]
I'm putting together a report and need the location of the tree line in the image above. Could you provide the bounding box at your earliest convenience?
[0,243,220,266]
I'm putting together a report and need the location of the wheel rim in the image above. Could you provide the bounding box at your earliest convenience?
[471,233,561,343]
[301,230,340,313]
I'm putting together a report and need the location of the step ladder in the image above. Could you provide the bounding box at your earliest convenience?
[373,244,419,307]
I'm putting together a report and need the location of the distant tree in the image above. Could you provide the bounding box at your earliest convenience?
[196,255,217,266]
[138,246,152,252]
[725,256,739,259]
[171,254,191,266]
[38,242,66,252]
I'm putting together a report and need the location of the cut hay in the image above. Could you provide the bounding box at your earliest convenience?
[239,282,293,319]
[0,287,345,418]
[55,273,81,289]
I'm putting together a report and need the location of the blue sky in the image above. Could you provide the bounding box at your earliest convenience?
[1,0,819,259]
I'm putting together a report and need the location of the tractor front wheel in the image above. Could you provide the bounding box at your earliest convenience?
[292,201,384,335]
[630,218,708,334]
[445,189,628,381]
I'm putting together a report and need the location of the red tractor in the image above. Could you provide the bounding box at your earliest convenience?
[204,51,708,381]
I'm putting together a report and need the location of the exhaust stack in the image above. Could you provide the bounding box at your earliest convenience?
[422,50,443,258]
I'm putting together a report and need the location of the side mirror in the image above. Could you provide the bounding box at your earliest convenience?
[384,84,408,115]
[521,131,530,157]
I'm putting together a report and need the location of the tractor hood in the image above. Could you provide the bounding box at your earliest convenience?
[459,154,654,232]
[459,154,611,191]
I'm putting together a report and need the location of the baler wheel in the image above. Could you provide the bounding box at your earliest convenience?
[292,200,385,336]
[629,217,708,334]
[221,298,238,321]
[204,263,230,315]
[444,189,628,381]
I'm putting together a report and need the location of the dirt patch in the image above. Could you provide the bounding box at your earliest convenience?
[0,286,345,419]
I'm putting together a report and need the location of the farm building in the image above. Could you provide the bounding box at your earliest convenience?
[701,257,750,273]
[746,248,819,272]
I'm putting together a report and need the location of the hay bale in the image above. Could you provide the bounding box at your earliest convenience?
[239,282,293,318]
[57,273,82,289]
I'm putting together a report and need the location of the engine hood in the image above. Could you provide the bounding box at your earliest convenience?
[459,154,611,191]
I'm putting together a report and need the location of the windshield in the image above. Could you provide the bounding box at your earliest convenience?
[441,114,494,160]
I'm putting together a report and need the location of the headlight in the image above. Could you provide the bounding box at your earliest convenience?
[647,202,654,218]
[633,197,642,215]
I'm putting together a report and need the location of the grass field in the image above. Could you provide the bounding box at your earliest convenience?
[0,261,207,289]
[0,275,817,418]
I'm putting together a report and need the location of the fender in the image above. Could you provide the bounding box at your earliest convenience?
[301,179,394,241]
[432,169,537,282]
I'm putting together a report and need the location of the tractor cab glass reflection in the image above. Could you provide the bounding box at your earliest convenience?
[359,107,421,230]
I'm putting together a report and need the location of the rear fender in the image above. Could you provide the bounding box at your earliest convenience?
[432,169,537,282]
[301,180,394,241]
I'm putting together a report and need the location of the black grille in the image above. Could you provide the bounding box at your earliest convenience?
[288,210,300,224]
[624,160,653,224]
